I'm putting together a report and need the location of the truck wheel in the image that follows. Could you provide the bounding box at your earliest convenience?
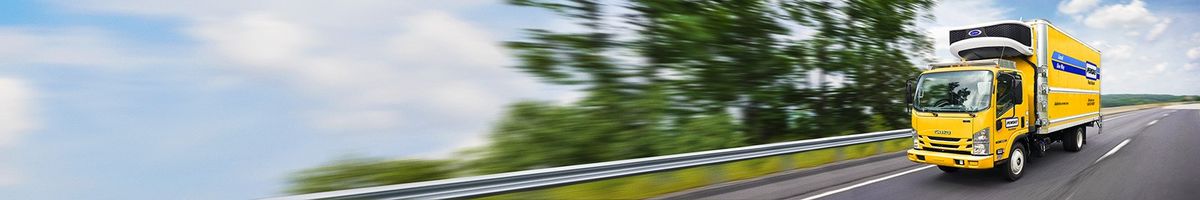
[1064,127,1084,152]
[937,166,960,173]
[1000,143,1025,181]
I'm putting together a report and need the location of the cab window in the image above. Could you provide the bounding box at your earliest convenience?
[995,72,1018,117]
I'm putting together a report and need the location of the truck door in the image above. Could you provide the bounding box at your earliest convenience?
[993,71,1025,158]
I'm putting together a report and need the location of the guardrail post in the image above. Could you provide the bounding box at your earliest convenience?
[835,146,846,161]
[780,155,795,170]
[705,165,724,184]
[876,141,886,154]
[650,171,671,195]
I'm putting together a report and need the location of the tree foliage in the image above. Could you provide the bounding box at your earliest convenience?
[286,158,454,194]
[1101,94,1200,107]
[286,0,936,194]
[482,0,934,173]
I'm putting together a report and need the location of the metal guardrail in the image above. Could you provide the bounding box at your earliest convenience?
[265,129,912,200]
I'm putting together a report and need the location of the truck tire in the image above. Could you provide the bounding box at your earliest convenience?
[1064,127,1084,152]
[1000,143,1026,181]
[937,166,960,173]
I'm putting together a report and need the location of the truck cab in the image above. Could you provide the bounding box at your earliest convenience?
[907,60,1028,173]
[905,20,1101,181]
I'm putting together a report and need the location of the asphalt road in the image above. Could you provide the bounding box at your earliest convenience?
[658,104,1200,200]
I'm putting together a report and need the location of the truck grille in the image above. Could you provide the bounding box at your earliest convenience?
[927,136,961,142]
[926,148,972,155]
[930,143,959,148]
[921,135,971,154]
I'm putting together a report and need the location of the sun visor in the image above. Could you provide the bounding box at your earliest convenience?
[948,21,1033,60]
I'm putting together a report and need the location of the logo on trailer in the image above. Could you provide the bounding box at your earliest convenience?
[1051,51,1099,80]
[968,29,983,37]
[1085,62,1099,79]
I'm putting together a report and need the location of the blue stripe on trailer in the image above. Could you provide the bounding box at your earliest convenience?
[1052,51,1087,70]
[1052,61,1087,77]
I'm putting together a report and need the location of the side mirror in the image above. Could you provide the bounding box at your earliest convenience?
[1012,77,1023,104]
[905,80,914,106]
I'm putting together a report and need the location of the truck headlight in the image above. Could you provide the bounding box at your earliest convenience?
[971,129,990,156]
[912,130,921,149]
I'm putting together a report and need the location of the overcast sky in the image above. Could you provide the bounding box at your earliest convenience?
[0,0,1197,199]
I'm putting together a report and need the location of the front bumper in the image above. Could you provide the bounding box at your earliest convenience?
[907,149,995,169]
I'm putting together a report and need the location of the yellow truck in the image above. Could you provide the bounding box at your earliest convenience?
[904,20,1101,181]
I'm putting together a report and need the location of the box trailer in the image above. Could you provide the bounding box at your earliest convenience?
[904,19,1101,181]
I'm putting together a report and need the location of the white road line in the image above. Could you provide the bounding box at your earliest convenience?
[1147,120,1158,126]
[1163,113,1170,117]
[1103,109,1150,122]
[1103,115,1126,122]
[800,165,934,200]
[1095,139,1131,164]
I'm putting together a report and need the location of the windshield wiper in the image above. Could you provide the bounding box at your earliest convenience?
[925,107,960,112]
[923,107,980,117]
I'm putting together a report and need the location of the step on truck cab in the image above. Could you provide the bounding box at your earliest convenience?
[904,20,1101,181]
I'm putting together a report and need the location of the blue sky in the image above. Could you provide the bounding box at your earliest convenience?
[0,0,1196,199]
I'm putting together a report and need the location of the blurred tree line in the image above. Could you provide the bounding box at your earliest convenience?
[1100,94,1200,107]
[288,0,934,194]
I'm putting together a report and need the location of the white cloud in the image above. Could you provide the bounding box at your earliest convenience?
[52,0,555,160]
[0,77,37,148]
[0,165,21,187]
[1084,0,1159,28]
[0,28,154,68]
[314,110,403,131]
[0,77,39,193]
[1145,18,1170,41]
[1094,41,1134,60]
[1188,47,1200,60]
[190,13,313,67]
[62,0,521,120]
[1151,62,1168,73]
[1058,0,1101,15]
[1080,0,1171,41]
[387,11,510,71]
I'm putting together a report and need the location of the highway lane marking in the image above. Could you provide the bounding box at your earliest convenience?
[799,165,934,200]
[1099,107,1147,122]
[1103,115,1125,122]
[1095,139,1131,164]
[1147,120,1158,126]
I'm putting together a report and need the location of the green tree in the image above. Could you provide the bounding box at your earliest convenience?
[628,0,794,143]
[654,113,746,155]
[286,0,939,193]
[505,0,667,162]
[782,0,932,136]
[841,0,934,130]
[469,101,609,174]
[474,0,936,173]
[286,158,454,194]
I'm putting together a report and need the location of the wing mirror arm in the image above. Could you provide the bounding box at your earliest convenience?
[905,80,915,113]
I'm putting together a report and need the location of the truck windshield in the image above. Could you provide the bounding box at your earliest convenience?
[914,70,993,113]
